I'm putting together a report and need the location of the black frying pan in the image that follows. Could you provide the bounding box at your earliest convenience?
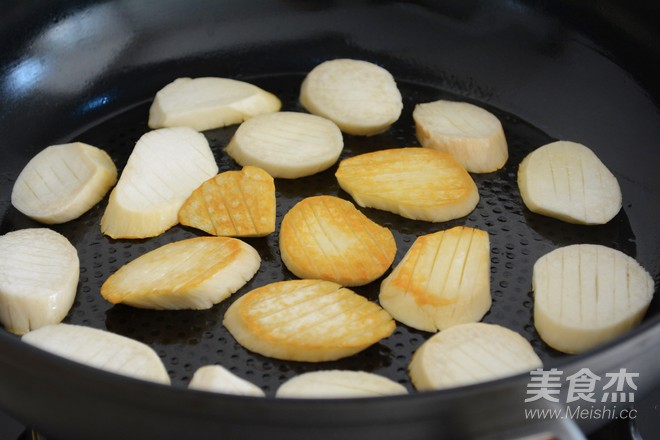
[0,1,659,439]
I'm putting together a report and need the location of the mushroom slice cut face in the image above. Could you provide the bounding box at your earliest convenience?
[224,279,395,362]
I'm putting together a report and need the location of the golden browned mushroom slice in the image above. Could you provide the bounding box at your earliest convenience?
[380,226,491,332]
[224,279,395,362]
[179,166,275,237]
[101,237,260,310]
[279,195,396,286]
[335,147,479,222]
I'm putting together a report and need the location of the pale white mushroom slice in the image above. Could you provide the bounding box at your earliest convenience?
[101,237,260,310]
[11,142,117,224]
[300,59,403,136]
[413,100,508,173]
[100,127,218,239]
[517,141,622,225]
[0,228,79,335]
[188,365,265,397]
[533,244,654,354]
[225,112,343,179]
[409,323,542,391]
[276,370,407,398]
[148,77,281,131]
[22,323,170,384]
[335,148,479,222]
[379,226,491,332]
[224,279,395,362]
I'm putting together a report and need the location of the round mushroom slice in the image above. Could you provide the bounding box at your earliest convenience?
[11,142,117,224]
[413,100,508,173]
[0,228,79,335]
[517,141,622,225]
[225,112,343,179]
[409,323,542,391]
[279,195,396,286]
[224,279,395,362]
[300,59,403,136]
[335,148,479,223]
[533,244,654,354]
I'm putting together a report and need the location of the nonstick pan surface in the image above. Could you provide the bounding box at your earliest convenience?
[0,1,659,439]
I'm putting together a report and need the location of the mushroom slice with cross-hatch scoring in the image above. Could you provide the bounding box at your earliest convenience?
[178,166,275,237]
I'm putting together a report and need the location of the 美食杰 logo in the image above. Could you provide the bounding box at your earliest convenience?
[523,368,639,421]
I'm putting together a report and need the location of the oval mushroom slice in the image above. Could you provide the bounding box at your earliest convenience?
[148,77,281,131]
[224,280,395,362]
[188,365,265,397]
[0,229,79,335]
[409,323,542,391]
[22,323,170,384]
[11,142,117,224]
[178,166,276,237]
[533,244,654,354]
[413,100,508,173]
[335,148,479,222]
[101,237,260,310]
[100,127,218,239]
[300,59,403,136]
[380,226,491,332]
[517,141,622,224]
[279,195,396,286]
[276,370,407,398]
[225,111,343,178]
